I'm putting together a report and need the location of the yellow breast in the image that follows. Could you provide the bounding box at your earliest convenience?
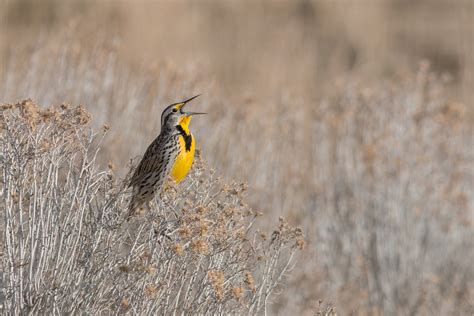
[171,133,195,183]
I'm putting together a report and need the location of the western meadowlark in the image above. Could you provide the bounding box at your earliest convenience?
[127,95,205,218]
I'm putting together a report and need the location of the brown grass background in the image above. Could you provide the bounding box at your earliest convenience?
[1,0,473,314]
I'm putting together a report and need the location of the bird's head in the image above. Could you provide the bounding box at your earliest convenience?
[160,94,206,132]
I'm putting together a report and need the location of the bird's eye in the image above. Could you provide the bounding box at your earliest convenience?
[172,108,178,113]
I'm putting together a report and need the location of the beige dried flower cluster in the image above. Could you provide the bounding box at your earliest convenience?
[207,270,225,300]
[1,99,90,130]
[1,100,304,314]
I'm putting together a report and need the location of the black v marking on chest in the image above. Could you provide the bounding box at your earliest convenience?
[176,125,193,151]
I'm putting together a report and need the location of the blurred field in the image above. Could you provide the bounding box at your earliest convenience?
[1,0,473,314]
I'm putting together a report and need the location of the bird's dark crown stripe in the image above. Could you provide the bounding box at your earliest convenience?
[162,111,172,125]
[176,125,192,151]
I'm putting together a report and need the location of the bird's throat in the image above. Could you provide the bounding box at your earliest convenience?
[178,115,192,133]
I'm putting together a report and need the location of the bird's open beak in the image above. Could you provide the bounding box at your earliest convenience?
[177,94,207,116]
[185,111,207,116]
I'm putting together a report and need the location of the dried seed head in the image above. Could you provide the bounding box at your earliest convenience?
[235,228,247,241]
[19,99,41,128]
[0,103,14,110]
[196,206,208,214]
[199,220,209,237]
[172,243,184,256]
[215,223,228,239]
[295,238,306,250]
[222,184,230,192]
[191,239,209,254]
[144,285,158,298]
[295,227,304,236]
[40,108,58,122]
[121,298,130,308]
[224,207,235,218]
[232,287,244,300]
[208,270,225,300]
[72,105,91,125]
[178,224,191,239]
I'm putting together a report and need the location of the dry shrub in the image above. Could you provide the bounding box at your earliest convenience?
[0,100,303,314]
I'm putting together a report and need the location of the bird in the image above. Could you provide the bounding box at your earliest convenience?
[127,95,205,219]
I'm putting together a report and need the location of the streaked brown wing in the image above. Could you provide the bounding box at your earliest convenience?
[129,134,166,188]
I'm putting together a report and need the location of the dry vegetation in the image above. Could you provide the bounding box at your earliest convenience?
[1,0,473,314]
[1,100,303,314]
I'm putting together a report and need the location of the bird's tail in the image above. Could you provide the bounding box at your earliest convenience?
[126,193,141,221]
